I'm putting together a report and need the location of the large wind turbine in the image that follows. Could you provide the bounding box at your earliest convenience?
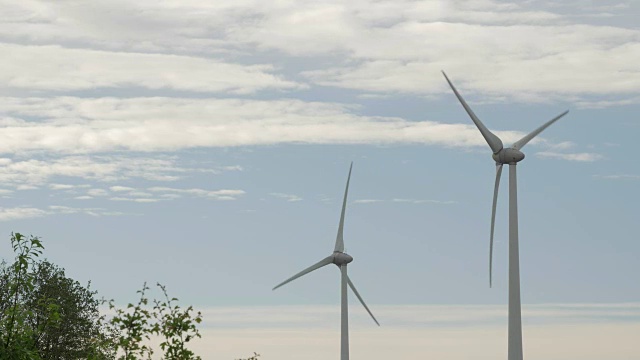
[442,71,569,360]
[273,163,379,360]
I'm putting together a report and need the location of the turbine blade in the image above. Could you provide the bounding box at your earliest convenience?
[512,110,569,150]
[490,163,503,288]
[441,71,504,153]
[273,255,333,290]
[347,275,380,326]
[334,162,353,253]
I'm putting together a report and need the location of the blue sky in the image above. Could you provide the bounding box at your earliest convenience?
[0,0,639,358]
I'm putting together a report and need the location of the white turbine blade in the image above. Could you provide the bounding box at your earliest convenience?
[490,163,503,288]
[441,71,504,154]
[512,110,569,150]
[347,276,380,326]
[334,162,353,253]
[273,256,333,290]
[340,265,349,360]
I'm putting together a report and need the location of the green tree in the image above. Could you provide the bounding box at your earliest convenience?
[24,261,115,359]
[0,233,114,360]
[0,233,45,359]
[1,233,259,359]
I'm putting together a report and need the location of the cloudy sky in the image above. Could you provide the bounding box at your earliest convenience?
[0,0,639,358]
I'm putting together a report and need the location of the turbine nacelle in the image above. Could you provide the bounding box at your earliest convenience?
[493,148,525,164]
[332,252,353,266]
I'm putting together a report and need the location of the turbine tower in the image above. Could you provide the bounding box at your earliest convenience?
[273,162,379,360]
[442,71,569,360]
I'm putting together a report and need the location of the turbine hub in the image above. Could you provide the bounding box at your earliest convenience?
[332,252,353,266]
[493,148,525,164]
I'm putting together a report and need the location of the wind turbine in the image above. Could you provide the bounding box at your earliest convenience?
[273,162,379,360]
[442,71,569,360]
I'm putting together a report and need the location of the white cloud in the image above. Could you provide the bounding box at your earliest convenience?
[105,186,153,198]
[536,151,604,162]
[0,207,47,221]
[223,0,640,101]
[160,193,182,199]
[0,0,256,54]
[148,186,245,200]
[0,96,534,154]
[0,204,126,220]
[222,165,243,172]
[354,198,456,205]
[227,0,565,57]
[0,155,210,187]
[594,174,640,180]
[87,188,109,197]
[109,197,161,203]
[49,183,78,190]
[0,43,301,94]
[545,141,576,150]
[1,1,638,102]
[68,185,245,203]
[47,205,127,217]
[109,186,136,192]
[575,96,640,109]
[270,193,303,202]
[392,198,457,205]
[353,199,383,204]
[128,191,153,198]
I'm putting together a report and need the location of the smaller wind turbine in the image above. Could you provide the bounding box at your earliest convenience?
[273,162,379,360]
